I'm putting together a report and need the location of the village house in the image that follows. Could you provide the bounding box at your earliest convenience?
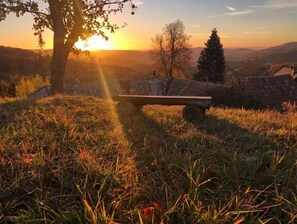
[274,66,297,81]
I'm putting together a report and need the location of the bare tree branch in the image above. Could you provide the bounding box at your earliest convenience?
[151,20,192,78]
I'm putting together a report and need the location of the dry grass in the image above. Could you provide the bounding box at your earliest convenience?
[0,95,296,223]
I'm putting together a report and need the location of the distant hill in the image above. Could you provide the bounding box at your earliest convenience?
[244,42,297,64]
[1,42,297,79]
[248,42,297,58]
[89,42,296,70]
[84,47,258,72]
[89,50,154,74]
[0,46,36,57]
[0,47,143,82]
[0,46,50,78]
[64,58,142,83]
[191,47,256,63]
[251,50,297,64]
[193,42,297,66]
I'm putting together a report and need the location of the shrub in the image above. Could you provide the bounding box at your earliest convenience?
[282,101,297,113]
[0,79,16,97]
[206,80,262,109]
[15,74,49,98]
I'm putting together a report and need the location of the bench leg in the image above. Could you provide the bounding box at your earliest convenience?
[182,106,206,122]
[116,101,142,115]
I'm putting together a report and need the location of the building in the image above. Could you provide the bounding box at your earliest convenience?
[274,66,297,81]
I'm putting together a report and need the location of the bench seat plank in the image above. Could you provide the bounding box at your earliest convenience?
[112,95,212,108]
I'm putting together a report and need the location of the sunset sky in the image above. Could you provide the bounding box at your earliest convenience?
[0,0,297,50]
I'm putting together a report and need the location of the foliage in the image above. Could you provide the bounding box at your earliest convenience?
[0,96,296,223]
[151,20,192,78]
[193,28,226,83]
[0,0,136,93]
[282,101,297,113]
[0,79,16,97]
[206,81,263,109]
[0,46,51,77]
[15,74,49,98]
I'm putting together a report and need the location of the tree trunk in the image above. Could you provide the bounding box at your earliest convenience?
[50,46,67,94]
[48,1,67,95]
[50,68,64,94]
[48,0,83,95]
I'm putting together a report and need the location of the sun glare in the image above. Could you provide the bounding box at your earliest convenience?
[75,35,111,50]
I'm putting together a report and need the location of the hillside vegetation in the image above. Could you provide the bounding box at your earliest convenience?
[0,96,296,223]
[2,42,297,81]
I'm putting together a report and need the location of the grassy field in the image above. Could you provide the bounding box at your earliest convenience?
[0,96,296,223]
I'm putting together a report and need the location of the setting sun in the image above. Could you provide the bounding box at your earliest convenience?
[75,35,111,50]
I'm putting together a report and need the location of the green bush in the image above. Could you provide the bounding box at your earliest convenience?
[15,74,49,98]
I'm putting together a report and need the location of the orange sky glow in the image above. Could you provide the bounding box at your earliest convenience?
[0,0,296,50]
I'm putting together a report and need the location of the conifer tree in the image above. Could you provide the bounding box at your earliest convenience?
[193,29,226,83]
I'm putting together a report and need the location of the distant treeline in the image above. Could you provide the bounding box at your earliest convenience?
[0,46,51,78]
[0,46,143,85]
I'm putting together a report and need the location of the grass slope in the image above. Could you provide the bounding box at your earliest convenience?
[0,96,296,223]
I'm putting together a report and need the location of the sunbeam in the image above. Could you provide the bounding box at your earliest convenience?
[94,57,126,142]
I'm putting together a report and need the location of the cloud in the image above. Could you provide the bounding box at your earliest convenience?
[226,6,237,11]
[244,31,271,35]
[211,0,297,19]
[253,0,297,9]
[225,9,254,16]
[209,9,254,18]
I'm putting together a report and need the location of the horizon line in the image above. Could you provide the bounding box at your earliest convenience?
[0,45,277,51]
[1,41,296,51]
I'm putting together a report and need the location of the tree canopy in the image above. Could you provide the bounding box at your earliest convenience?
[193,28,226,83]
[151,19,192,78]
[0,0,136,94]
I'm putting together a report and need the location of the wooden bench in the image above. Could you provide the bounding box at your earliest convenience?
[112,95,212,122]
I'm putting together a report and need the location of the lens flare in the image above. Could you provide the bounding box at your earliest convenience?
[75,36,111,50]
[94,58,125,141]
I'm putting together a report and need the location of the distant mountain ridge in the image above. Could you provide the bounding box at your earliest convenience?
[91,42,297,68]
[246,42,297,64]
[249,42,297,58]
[1,42,297,76]
[191,47,257,63]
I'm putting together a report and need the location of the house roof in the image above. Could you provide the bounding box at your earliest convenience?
[274,65,297,80]
[240,75,297,109]
[274,67,292,76]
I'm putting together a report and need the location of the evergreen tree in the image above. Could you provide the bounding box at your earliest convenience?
[193,29,226,83]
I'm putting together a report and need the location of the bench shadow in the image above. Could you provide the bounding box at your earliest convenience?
[117,108,278,155]
[194,114,278,152]
[117,109,171,149]
[117,108,280,190]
